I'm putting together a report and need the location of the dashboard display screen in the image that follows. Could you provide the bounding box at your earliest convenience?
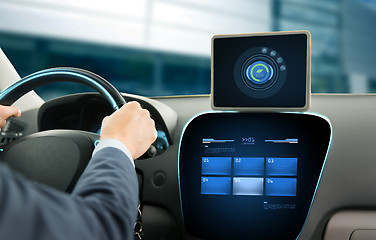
[179,113,331,240]
[211,31,310,111]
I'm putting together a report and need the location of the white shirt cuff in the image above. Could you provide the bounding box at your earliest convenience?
[92,138,135,167]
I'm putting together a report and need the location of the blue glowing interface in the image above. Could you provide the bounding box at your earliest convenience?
[201,157,297,196]
[201,177,231,195]
[265,178,297,196]
[202,157,232,175]
[266,158,297,176]
[234,157,264,176]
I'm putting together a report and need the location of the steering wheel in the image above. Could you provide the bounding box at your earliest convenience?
[0,67,126,193]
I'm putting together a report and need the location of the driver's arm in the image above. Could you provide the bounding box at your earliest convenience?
[0,102,156,240]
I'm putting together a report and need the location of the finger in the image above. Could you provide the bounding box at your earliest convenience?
[0,106,21,118]
[141,108,150,117]
[0,119,6,128]
[102,116,109,125]
[126,101,142,112]
[154,129,158,139]
[128,101,141,107]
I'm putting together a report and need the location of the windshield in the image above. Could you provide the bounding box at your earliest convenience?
[0,0,375,100]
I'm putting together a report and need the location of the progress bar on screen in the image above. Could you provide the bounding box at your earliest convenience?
[202,138,235,144]
[265,138,298,144]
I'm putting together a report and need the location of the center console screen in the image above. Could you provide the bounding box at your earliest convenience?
[179,113,331,240]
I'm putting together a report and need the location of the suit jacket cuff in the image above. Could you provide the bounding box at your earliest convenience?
[92,138,135,167]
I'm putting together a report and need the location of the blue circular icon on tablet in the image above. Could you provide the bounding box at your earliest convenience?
[246,61,274,84]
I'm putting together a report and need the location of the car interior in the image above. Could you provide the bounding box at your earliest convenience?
[1,1,376,240]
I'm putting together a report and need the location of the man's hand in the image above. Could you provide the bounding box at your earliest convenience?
[0,105,21,129]
[100,101,157,160]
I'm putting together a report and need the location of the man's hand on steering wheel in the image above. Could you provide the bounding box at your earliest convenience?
[100,101,157,160]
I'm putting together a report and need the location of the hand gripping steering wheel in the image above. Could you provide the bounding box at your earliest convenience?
[0,67,126,192]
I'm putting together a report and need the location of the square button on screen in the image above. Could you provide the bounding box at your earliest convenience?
[201,177,232,195]
[266,158,297,176]
[202,157,232,175]
[265,178,297,196]
[233,177,263,195]
[234,157,264,176]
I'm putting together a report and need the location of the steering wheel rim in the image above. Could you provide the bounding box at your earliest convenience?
[0,67,126,110]
[0,67,126,192]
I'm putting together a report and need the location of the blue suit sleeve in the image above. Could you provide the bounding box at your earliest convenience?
[0,147,138,240]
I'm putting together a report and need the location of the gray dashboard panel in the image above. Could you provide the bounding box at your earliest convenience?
[155,94,376,240]
[322,210,376,240]
[15,94,376,239]
[298,94,376,240]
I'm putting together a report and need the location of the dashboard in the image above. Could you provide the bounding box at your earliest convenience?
[37,93,177,159]
[3,93,376,240]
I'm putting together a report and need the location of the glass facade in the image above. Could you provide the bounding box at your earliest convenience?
[0,0,375,99]
[272,0,344,93]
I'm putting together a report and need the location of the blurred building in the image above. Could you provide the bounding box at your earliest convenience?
[272,0,344,93]
[0,0,375,99]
